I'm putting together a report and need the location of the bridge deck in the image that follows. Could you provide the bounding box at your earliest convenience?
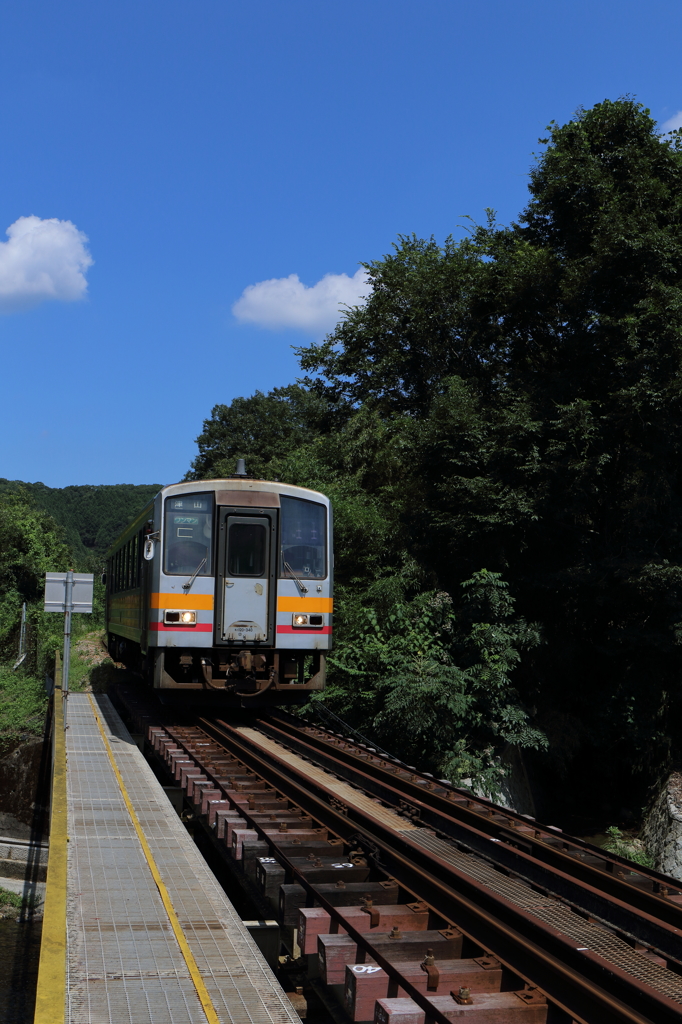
[37,691,299,1024]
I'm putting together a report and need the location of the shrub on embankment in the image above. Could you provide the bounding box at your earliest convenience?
[0,668,47,752]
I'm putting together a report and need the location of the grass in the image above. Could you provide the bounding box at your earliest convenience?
[64,629,116,693]
[0,886,40,915]
[0,628,115,751]
[602,825,653,867]
[65,647,93,691]
[0,889,22,910]
[0,667,48,747]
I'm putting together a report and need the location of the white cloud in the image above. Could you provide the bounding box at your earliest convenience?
[0,215,93,312]
[232,267,371,337]
[659,111,682,134]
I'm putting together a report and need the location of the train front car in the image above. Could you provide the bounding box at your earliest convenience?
[105,477,332,705]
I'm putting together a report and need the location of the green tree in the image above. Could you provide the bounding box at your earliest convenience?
[293,99,682,818]
[319,573,543,797]
[0,491,72,666]
[186,385,346,481]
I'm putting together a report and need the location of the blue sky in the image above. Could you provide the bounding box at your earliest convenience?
[2,0,682,487]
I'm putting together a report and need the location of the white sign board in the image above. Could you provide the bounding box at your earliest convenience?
[44,573,94,614]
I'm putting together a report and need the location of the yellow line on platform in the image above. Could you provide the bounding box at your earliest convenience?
[34,656,67,1024]
[87,694,220,1024]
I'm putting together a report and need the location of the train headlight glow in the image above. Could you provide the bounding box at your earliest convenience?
[164,609,196,625]
[291,613,324,628]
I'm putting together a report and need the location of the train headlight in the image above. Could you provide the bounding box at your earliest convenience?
[291,613,324,628]
[164,610,196,625]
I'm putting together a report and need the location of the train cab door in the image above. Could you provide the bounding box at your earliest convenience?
[218,510,277,645]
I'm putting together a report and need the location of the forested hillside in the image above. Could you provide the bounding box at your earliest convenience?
[0,480,159,684]
[187,100,682,826]
[0,480,161,558]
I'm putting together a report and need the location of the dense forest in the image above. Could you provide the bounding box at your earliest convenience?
[0,481,160,558]
[186,99,682,827]
[3,99,682,829]
[0,481,159,682]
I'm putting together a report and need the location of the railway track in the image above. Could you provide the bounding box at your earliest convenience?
[114,684,682,1024]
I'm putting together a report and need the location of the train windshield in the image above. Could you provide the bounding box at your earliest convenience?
[164,493,213,576]
[280,496,327,580]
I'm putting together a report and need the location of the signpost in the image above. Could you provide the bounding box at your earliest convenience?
[44,572,94,725]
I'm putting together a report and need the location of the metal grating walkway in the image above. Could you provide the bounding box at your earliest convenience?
[405,827,682,1005]
[65,693,300,1024]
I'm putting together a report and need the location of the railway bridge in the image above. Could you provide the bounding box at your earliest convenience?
[33,672,682,1024]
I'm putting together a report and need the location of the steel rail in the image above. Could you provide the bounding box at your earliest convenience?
[265,711,682,910]
[197,715,682,1024]
[252,714,682,962]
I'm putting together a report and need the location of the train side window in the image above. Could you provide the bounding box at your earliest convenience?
[227,522,266,577]
[164,493,213,576]
[280,496,327,579]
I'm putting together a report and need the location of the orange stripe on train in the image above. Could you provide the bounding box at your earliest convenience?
[150,593,214,610]
[277,597,333,613]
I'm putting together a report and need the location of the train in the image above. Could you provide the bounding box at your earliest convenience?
[104,465,332,705]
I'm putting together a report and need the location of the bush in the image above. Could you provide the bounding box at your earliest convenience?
[602,826,652,867]
[0,666,48,750]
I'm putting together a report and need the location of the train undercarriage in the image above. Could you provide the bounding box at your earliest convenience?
[108,634,326,704]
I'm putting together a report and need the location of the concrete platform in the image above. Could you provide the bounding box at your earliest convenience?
[39,691,300,1024]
